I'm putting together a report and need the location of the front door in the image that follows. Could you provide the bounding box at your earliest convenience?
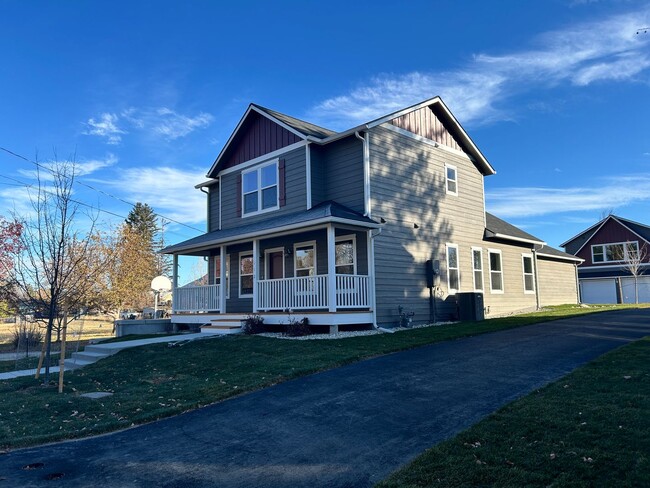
[268,251,284,279]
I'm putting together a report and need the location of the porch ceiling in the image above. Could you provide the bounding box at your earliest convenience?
[162,201,379,256]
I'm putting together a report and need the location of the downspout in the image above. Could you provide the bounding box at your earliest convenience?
[355,131,371,217]
[532,244,542,310]
[200,187,210,232]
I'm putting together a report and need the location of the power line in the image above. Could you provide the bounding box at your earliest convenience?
[0,173,197,241]
[0,146,204,233]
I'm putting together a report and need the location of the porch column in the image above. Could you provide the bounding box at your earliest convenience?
[172,254,178,311]
[219,246,227,313]
[327,225,337,312]
[252,239,260,312]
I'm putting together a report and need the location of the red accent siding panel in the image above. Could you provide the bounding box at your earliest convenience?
[576,219,650,266]
[222,113,301,170]
[390,106,462,151]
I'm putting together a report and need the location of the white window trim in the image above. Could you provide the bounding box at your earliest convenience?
[445,163,458,196]
[591,241,639,263]
[241,159,280,218]
[214,254,230,299]
[263,247,285,280]
[471,247,484,292]
[294,240,317,277]
[446,243,460,294]
[488,248,504,294]
[335,234,357,275]
[238,251,254,298]
[521,253,535,294]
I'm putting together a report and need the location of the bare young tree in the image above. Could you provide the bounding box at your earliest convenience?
[5,158,107,384]
[617,241,648,304]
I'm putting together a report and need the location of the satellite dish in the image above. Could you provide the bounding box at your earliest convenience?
[151,275,172,292]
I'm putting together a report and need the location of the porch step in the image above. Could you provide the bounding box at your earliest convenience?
[201,324,242,335]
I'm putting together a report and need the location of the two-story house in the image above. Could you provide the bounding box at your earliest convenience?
[562,215,650,304]
[162,96,581,332]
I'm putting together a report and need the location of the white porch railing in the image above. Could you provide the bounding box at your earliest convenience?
[257,275,329,310]
[173,284,220,313]
[336,274,371,308]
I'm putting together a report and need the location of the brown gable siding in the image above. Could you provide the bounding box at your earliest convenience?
[576,219,650,266]
[389,105,462,151]
[222,112,302,170]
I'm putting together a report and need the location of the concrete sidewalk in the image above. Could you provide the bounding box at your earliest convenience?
[1,309,649,487]
[0,333,210,380]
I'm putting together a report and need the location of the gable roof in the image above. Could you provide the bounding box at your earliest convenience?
[560,215,650,252]
[161,201,379,255]
[537,245,583,263]
[207,96,495,178]
[484,212,545,245]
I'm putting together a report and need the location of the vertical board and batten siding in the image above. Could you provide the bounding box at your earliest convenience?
[220,147,307,230]
[219,112,302,172]
[537,258,579,306]
[369,124,486,325]
[390,106,463,152]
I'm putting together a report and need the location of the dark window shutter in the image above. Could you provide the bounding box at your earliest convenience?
[279,159,286,207]
[236,173,242,217]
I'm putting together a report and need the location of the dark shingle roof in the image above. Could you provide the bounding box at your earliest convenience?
[161,201,378,255]
[252,104,336,139]
[485,212,545,244]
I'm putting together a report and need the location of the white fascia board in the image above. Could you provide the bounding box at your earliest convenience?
[560,216,610,248]
[486,232,545,246]
[216,141,307,177]
[164,217,381,255]
[249,105,308,141]
[578,262,650,271]
[536,252,584,263]
[610,216,650,246]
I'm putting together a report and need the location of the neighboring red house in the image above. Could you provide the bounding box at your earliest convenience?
[562,215,650,303]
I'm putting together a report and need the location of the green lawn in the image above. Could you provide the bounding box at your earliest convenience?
[378,337,650,488]
[0,304,643,450]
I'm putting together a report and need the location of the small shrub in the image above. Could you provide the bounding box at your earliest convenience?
[11,322,44,349]
[285,316,310,337]
[242,314,265,335]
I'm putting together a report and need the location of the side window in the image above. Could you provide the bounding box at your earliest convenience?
[472,248,483,291]
[446,244,460,293]
[294,242,316,277]
[522,254,535,293]
[488,250,503,293]
[445,163,458,196]
[239,253,254,297]
[214,254,230,298]
[335,236,356,275]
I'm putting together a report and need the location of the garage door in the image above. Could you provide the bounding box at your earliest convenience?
[621,277,650,304]
[581,279,617,304]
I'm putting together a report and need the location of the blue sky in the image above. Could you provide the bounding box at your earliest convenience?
[1,0,650,282]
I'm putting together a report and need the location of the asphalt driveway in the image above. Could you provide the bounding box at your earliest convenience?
[2,308,650,487]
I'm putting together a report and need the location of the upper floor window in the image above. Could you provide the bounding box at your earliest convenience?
[522,254,535,293]
[445,163,458,196]
[242,161,278,216]
[488,249,504,293]
[592,241,638,263]
[446,243,460,293]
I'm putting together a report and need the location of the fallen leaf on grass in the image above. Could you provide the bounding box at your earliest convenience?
[550,453,556,460]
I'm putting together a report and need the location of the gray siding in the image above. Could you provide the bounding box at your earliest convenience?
[538,258,579,306]
[311,136,364,213]
[208,184,220,232]
[220,147,307,230]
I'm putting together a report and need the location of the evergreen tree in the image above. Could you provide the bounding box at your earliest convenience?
[125,203,158,250]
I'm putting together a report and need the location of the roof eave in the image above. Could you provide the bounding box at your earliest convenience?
[485,230,546,246]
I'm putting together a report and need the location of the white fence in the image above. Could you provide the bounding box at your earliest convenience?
[257,275,329,310]
[336,274,370,308]
[173,284,220,313]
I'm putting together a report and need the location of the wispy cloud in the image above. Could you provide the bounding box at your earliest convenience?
[83,107,214,144]
[487,174,650,218]
[84,113,125,145]
[309,8,650,128]
[100,166,207,225]
[17,154,118,180]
